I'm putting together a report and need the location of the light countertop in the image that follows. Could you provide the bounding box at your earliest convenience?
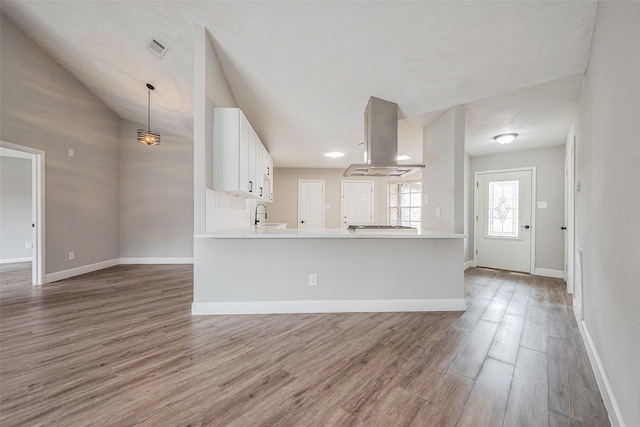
[195,227,466,239]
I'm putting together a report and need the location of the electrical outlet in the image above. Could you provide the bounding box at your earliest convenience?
[25,242,33,249]
[68,149,74,157]
[308,273,318,287]
[435,207,441,217]
[69,251,75,260]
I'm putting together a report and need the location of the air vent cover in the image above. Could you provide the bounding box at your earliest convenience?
[146,38,168,59]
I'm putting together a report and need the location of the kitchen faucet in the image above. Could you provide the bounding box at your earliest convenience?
[254,203,268,225]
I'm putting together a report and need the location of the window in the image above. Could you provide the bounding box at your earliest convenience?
[487,180,519,237]
[388,181,421,228]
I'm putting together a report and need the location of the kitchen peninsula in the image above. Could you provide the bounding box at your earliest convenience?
[192,228,466,315]
[193,31,468,316]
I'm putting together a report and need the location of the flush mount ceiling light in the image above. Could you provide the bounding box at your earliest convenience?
[397,155,411,161]
[137,83,160,146]
[325,151,345,158]
[494,133,518,145]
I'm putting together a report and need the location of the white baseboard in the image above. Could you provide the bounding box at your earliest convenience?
[464,260,476,270]
[119,257,194,264]
[45,259,119,283]
[574,311,625,427]
[534,268,564,278]
[192,298,467,315]
[0,257,32,264]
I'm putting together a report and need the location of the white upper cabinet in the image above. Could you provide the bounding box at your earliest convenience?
[213,108,274,200]
[260,144,274,202]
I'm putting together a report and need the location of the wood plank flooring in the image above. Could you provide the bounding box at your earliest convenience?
[0,264,609,426]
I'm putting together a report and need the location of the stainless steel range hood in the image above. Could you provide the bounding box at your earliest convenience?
[343,96,424,177]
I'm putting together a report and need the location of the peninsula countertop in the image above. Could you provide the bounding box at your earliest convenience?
[195,227,466,239]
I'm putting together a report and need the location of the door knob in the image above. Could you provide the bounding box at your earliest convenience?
[521,225,530,229]
[561,226,567,230]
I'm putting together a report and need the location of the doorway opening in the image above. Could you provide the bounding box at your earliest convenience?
[474,167,536,274]
[0,141,45,285]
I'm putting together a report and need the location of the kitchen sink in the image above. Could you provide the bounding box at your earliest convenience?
[256,223,287,229]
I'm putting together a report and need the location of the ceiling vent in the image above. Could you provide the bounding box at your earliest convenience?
[146,38,168,59]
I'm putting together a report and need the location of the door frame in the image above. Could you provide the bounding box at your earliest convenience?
[565,137,576,294]
[473,167,537,274]
[297,179,325,229]
[1,140,46,285]
[340,180,374,229]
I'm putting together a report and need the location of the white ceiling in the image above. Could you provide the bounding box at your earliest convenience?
[1,1,597,167]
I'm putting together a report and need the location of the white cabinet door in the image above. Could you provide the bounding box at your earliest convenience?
[238,113,251,194]
[263,148,273,202]
[247,124,258,197]
[214,108,251,196]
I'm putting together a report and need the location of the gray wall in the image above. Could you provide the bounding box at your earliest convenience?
[422,106,465,233]
[1,14,120,274]
[194,237,464,304]
[470,146,566,271]
[464,154,472,262]
[119,120,194,258]
[0,157,32,261]
[572,2,640,425]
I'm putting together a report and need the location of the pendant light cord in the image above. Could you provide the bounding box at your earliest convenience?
[147,86,151,132]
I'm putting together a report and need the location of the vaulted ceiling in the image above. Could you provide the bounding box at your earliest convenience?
[1,1,597,167]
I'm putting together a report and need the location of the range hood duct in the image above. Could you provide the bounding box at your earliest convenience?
[343,96,424,177]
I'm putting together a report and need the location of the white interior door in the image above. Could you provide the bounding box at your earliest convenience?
[298,180,324,229]
[475,169,534,273]
[341,181,374,229]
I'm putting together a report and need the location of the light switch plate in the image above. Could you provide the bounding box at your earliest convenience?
[424,194,429,204]
[435,207,441,217]
[68,149,74,157]
[325,204,331,209]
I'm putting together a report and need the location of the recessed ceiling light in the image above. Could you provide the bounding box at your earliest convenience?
[397,155,411,161]
[325,151,345,158]
[494,133,518,144]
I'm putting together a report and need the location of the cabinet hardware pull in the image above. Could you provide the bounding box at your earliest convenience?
[249,181,253,192]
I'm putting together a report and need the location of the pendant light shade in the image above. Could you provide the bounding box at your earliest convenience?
[137,83,160,146]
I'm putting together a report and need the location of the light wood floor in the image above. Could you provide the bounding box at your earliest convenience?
[0,263,609,426]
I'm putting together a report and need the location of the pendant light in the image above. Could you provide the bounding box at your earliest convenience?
[137,83,160,146]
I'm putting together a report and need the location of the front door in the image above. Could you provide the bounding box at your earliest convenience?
[298,180,324,229]
[341,181,374,229]
[475,169,534,273]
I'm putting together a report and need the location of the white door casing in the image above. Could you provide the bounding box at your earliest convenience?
[341,180,374,229]
[565,139,576,294]
[298,180,324,229]
[474,168,536,273]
